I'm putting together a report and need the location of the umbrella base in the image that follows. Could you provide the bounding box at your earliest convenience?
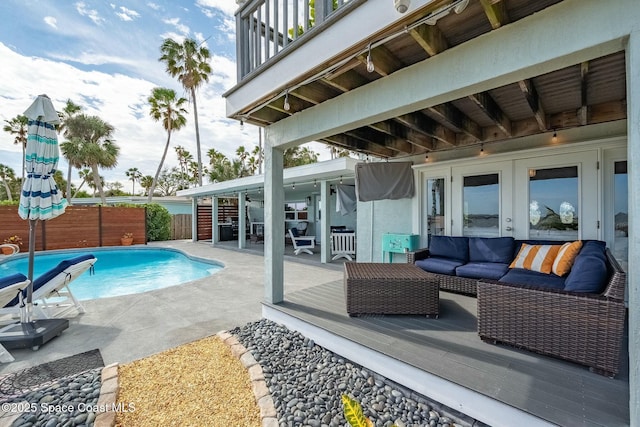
[0,319,69,351]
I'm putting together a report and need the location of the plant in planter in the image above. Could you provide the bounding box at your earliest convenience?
[2,235,23,255]
[121,232,134,246]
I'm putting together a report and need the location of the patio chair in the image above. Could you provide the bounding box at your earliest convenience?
[0,273,29,362]
[288,228,316,255]
[1,254,97,322]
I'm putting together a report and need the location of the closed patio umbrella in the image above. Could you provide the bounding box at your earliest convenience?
[0,94,69,352]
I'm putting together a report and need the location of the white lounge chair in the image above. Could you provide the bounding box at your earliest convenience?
[289,228,316,255]
[0,273,30,362]
[330,230,356,261]
[1,254,97,322]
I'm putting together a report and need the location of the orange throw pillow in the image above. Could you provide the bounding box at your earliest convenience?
[552,241,583,276]
[509,244,561,274]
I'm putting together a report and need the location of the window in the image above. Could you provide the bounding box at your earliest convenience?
[285,202,308,221]
[528,166,578,240]
[613,161,628,271]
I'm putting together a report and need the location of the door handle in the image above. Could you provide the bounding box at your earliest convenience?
[505,226,513,231]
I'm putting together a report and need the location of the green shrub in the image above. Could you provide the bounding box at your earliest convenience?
[145,203,171,241]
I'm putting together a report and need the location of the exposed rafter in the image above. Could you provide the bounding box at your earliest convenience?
[518,79,547,131]
[467,92,512,137]
[480,0,509,29]
[409,24,448,57]
[578,61,590,126]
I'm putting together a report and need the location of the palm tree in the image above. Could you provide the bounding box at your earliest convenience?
[159,37,212,186]
[0,164,16,201]
[60,139,83,203]
[140,175,154,196]
[57,99,82,202]
[64,114,119,204]
[3,115,28,183]
[72,167,92,198]
[147,87,188,202]
[125,167,143,195]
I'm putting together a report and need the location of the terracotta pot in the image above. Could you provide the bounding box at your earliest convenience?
[120,237,133,246]
[1,246,14,255]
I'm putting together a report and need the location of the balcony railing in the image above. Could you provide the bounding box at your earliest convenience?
[236,0,353,80]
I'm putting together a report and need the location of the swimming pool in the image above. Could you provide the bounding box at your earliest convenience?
[0,248,223,300]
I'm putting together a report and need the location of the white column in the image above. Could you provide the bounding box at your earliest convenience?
[264,135,285,303]
[212,196,219,245]
[191,197,198,242]
[626,28,640,426]
[320,180,331,263]
[238,192,246,249]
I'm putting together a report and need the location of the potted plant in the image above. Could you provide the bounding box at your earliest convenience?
[121,232,134,246]
[2,235,23,254]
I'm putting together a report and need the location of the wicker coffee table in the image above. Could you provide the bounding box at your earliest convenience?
[344,262,439,317]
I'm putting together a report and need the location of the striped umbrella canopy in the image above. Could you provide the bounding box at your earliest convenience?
[18,94,68,321]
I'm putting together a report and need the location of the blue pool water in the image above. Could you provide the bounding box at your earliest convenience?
[0,248,222,301]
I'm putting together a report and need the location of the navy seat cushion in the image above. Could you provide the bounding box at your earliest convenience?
[468,237,514,263]
[1,273,29,308]
[429,236,469,262]
[499,268,566,290]
[290,228,300,237]
[297,240,313,246]
[563,243,608,293]
[456,262,510,280]
[415,257,465,275]
[33,254,96,292]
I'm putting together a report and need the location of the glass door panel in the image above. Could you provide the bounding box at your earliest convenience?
[528,166,579,240]
[613,161,628,271]
[425,177,445,245]
[463,173,500,237]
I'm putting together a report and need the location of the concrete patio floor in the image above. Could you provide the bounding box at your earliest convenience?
[0,240,343,375]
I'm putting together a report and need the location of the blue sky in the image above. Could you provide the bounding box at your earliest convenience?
[0,1,323,192]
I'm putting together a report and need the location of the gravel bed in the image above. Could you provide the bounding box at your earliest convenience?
[3,368,101,427]
[231,319,484,427]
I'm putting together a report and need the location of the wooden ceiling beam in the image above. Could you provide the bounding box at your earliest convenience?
[322,70,369,92]
[578,61,590,126]
[518,79,547,131]
[346,127,414,154]
[395,112,457,146]
[467,92,512,137]
[369,120,436,151]
[480,0,509,29]
[427,103,482,141]
[322,134,396,158]
[409,24,448,57]
[291,82,342,104]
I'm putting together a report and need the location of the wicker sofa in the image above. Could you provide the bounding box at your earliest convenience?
[408,236,627,377]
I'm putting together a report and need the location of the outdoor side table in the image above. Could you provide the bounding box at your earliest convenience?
[344,262,439,317]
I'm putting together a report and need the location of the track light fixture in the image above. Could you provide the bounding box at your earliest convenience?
[366,44,375,73]
[284,89,290,111]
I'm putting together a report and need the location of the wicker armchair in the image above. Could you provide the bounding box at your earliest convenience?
[477,248,626,377]
[407,248,478,296]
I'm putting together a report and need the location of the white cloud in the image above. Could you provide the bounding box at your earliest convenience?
[115,6,140,22]
[163,17,190,36]
[43,16,58,29]
[147,2,161,11]
[75,1,104,26]
[195,0,238,16]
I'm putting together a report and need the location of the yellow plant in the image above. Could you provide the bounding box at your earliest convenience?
[122,232,133,239]
[342,394,398,427]
[3,235,23,247]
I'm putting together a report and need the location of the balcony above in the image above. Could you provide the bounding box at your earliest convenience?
[226,0,629,159]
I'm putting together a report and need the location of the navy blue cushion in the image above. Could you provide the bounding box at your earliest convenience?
[32,254,96,292]
[429,236,469,262]
[456,262,510,280]
[297,240,313,246]
[499,268,566,290]
[415,257,465,275]
[290,228,300,237]
[468,237,514,263]
[1,273,29,308]
[563,253,608,293]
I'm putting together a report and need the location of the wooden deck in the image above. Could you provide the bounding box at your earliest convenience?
[264,280,630,427]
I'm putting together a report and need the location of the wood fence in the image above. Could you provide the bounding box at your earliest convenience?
[171,214,192,240]
[0,205,146,251]
[196,204,239,241]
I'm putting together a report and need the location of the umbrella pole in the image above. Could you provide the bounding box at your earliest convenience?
[26,219,37,323]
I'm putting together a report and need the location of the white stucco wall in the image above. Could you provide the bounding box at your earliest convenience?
[356,197,414,262]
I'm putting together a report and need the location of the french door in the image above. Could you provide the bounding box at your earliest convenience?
[452,161,513,237]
